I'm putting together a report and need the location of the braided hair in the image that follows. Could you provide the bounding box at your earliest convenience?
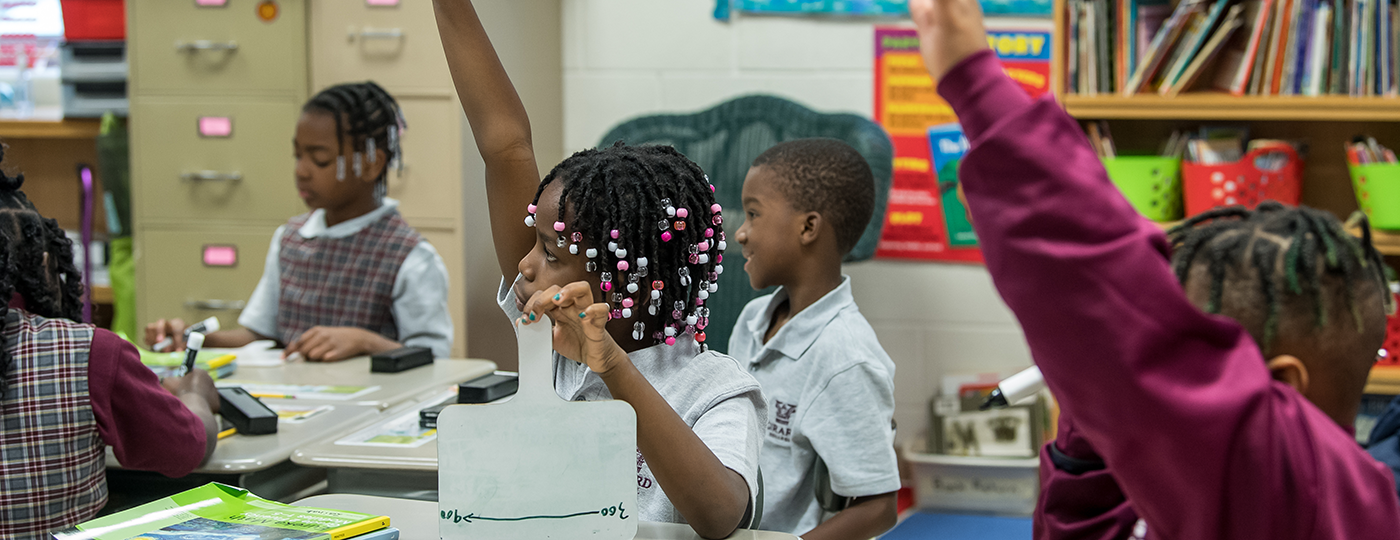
[526,142,727,349]
[302,81,406,199]
[0,156,84,398]
[1167,202,1393,354]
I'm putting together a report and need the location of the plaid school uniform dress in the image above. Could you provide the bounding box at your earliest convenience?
[0,310,105,537]
[275,209,422,346]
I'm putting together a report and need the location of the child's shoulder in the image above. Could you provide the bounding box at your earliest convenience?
[803,301,893,375]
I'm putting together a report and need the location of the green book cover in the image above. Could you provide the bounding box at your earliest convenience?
[53,483,388,540]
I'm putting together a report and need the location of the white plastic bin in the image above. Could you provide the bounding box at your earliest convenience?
[903,439,1040,516]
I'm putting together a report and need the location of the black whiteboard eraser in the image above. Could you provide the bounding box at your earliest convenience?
[218,387,278,435]
[457,372,519,404]
[371,346,434,373]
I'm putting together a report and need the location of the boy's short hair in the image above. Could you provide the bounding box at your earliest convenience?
[752,138,875,255]
[1168,203,1391,374]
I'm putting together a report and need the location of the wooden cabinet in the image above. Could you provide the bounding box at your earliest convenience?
[130,0,468,356]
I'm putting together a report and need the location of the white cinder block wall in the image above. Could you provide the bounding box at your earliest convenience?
[561,0,1035,443]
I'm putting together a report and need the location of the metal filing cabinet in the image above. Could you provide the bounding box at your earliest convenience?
[130,0,468,356]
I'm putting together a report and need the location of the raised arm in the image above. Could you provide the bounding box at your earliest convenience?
[433,0,541,279]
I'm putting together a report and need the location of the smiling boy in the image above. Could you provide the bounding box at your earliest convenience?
[729,139,900,539]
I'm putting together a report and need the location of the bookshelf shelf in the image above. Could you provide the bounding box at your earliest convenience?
[1064,94,1400,122]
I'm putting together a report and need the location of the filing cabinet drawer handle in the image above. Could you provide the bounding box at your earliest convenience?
[352,28,404,40]
[185,299,246,311]
[175,40,240,52]
[181,171,244,182]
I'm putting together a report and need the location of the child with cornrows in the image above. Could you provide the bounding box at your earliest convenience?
[0,161,220,538]
[909,0,1400,537]
[434,2,764,538]
[145,82,453,361]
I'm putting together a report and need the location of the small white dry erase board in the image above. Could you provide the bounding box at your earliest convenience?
[437,320,638,539]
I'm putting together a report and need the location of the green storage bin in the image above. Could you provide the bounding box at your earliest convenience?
[1350,163,1400,230]
[1102,156,1183,222]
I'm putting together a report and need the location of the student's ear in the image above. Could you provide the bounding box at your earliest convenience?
[1266,354,1310,395]
[362,149,389,185]
[800,211,822,246]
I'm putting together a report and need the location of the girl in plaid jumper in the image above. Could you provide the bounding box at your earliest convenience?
[0,165,219,538]
[145,83,453,362]
[436,2,765,537]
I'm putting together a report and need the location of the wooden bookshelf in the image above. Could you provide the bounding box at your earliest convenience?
[0,118,102,140]
[1064,95,1400,122]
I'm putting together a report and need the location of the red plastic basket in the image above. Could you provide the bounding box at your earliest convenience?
[1182,145,1304,217]
[61,0,126,41]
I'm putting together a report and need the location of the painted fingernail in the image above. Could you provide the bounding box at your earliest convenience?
[528,313,536,321]
[579,312,587,319]
[554,293,561,301]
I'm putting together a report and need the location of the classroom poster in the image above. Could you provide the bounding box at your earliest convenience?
[873,22,1052,262]
[715,0,1051,18]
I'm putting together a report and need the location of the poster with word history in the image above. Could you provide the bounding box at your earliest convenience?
[873,21,1052,263]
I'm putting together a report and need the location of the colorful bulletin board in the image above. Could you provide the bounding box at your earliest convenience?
[873,22,1052,263]
[716,0,1051,19]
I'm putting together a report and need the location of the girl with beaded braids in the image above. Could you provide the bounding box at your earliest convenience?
[145,82,453,362]
[435,2,763,537]
[0,159,220,536]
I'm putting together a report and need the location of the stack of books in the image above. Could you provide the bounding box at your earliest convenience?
[1348,135,1399,163]
[1066,0,1400,96]
[53,483,399,540]
[139,348,238,380]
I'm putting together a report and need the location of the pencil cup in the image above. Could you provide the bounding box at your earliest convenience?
[1350,163,1400,230]
[1182,146,1304,217]
[1101,156,1183,222]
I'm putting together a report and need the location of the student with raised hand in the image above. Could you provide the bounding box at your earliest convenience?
[433,2,764,538]
[908,0,1400,537]
[728,140,899,539]
[145,82,453,362]
[0,167,219,538]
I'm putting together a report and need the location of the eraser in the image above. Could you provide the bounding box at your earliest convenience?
[370,346,434,373]
[218,387,278,435]
[457,372,519,404]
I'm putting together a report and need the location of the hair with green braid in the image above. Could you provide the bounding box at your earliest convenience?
[1167,202,1393,357]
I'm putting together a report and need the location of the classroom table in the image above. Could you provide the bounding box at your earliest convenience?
[879,511,1033,539]
[216,357,497,410]
[293,494,801,540]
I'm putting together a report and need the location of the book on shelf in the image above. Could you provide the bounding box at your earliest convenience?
[52,483,392,540]
[1069,0,1400,96]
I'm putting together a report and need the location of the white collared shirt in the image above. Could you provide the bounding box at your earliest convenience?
[238,199,453,357]
[728,276,900,535]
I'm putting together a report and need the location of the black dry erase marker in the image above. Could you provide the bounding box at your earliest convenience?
[182,332,205,377]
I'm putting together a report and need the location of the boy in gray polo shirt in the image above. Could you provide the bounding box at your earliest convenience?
[730,139,900,538]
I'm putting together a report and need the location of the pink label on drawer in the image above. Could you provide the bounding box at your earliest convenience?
[198,117,232,137]
[366,0,400,5]
[203,245,238,267]
[196,0,228,6]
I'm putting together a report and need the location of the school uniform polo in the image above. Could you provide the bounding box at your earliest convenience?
[944,49,1400,539]
[497,277,767,525]
[239,198,452,357]
[728,276,899,535]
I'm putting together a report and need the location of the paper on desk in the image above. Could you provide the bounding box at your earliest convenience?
[215,382,380,401]
[206,340,284,367]
[267,403,334,423]
[335,408,437,448]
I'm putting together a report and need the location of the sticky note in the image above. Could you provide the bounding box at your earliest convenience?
[199,117,233,137]
[203,245,238,267]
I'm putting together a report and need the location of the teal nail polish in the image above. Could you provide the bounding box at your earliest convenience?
[579,312,587,319]
[554,293,561,301]
[528,313,536,321]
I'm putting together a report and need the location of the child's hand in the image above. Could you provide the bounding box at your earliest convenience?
[161,369,220,413]
[285,326,383,362]
[520,282,630,376]
[909,0,990,82]
[146,318,188,352]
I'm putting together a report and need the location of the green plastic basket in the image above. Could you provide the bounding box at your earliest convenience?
[1102,156,1183,222]
[1350,163,1400,230]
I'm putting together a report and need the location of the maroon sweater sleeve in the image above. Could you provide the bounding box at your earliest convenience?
[87,329,206,477]
[939,49,1400,539]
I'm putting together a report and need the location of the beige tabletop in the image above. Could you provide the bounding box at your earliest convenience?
[107,400,383,474]
[293,494,799,540]
[215,357,497,410]
[291,388,465,472]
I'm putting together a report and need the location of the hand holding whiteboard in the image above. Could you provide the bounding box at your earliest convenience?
[438,320,639,539]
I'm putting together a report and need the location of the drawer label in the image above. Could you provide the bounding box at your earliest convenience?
[367,0,400,5]
[203,245,238,267]
[196,0,228,5]
[198,116,233,137]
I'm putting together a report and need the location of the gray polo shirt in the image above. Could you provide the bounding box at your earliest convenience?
[729,276,900,535]
[497,277,767,525]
